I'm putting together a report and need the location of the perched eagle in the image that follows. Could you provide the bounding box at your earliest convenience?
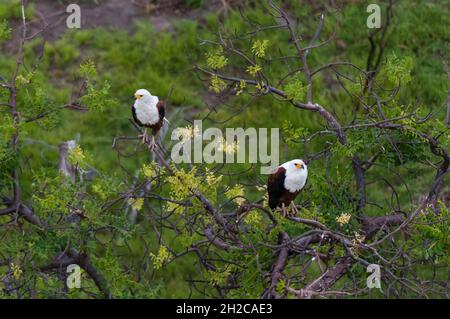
[132,89,166,149]
[267,159,308,216]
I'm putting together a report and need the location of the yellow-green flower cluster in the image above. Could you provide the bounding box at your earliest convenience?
[255,82,266,93]
[244,210,262,227]
[150,245,172,270]
[10,263,23,280]
[336,212,351,226]
[128,197,144,212]
[226,184,246,206]
[235,80,246,96]
[166,201,182,214]
[16,71,35,86]
[209,75,227,93]
[167,166,199,199]
[142,163,156,179]
[206,48,228,70]
[247,64,262,76]
[166,167,223,214]
[251,39,269,58]
[68,145,87,168]
[204,168,223,188]
[352,232,365,245]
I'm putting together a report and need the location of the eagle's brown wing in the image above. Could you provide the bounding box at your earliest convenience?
[157,100,165,121]
[267,166,286,210]
[131,105,143,127]
[149,100,166,135]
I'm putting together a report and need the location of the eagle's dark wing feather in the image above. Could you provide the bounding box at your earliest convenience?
[131,105,143,127]
[267,166,286,209]
[157,100,165,120]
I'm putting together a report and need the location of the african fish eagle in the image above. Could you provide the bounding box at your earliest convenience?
[132,89,166,149]
[267,159,308,216]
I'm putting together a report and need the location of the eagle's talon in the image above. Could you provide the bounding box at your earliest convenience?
[138,134,147,143]
[281,203,288,217]
[148,136,156,150]
[290,203,299,216]
[139,128,149,144]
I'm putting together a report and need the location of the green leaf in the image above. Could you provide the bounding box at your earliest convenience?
[284,76,306,101]
[0,19,11,42]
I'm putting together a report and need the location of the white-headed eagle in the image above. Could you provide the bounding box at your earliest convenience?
[267,159,308,216]
[132,89,166,149]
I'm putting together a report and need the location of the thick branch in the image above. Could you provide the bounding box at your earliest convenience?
[264,231,290,299]
[43,249,112,299]
[196,66,347,144]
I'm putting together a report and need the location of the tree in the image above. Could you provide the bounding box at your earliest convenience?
[0,0,448,299]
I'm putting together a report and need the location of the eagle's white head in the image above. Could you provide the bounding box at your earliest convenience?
[134,89,152,102]
[282,159,307,173]
[134,88,159,109]
[281,159,308,192]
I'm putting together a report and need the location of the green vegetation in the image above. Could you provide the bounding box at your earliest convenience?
[0,0,448,298]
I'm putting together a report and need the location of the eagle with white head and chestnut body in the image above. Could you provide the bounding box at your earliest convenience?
[132,89,166,149]
[267,159,308,216]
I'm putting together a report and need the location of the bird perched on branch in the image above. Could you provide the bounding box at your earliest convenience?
[267,159,308,216]
[132,89,166,150]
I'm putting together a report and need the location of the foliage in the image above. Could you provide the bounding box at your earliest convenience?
[150,245,173,270]
[206,48,228,70]
[0,20,11,43]
[0,0,448,299]
[284,75,307,102]
[251,39,269,58]
[209,74,227,93]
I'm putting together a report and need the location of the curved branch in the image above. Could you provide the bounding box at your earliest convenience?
[195,66,347,144]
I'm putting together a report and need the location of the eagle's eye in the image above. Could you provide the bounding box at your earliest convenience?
[294,163,303,169]
[135,94,143,100]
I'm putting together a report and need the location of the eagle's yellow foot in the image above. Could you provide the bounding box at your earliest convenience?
[281,203,288,217]
[138,134,148,143]
[289,203,299,216]
[139,129,149,144]
[148,136,156,150]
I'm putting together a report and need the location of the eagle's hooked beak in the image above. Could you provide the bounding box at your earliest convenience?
[135,94,143,100]
[295,163,303,170]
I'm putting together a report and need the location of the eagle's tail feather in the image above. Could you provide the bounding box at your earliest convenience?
[268,196,278,210]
